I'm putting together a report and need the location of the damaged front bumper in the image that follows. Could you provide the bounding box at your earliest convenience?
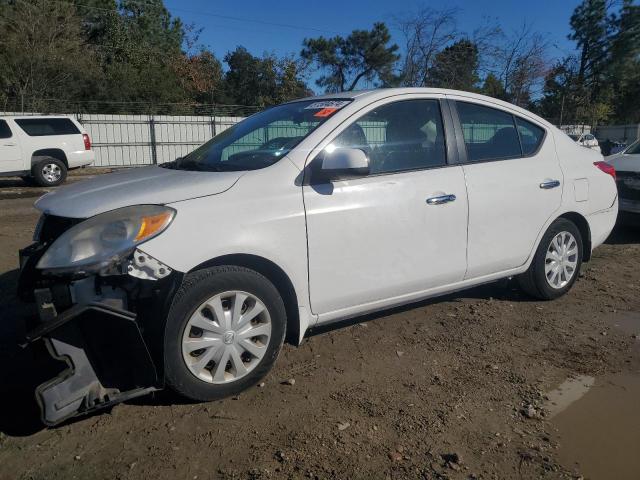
[18,237,182,426]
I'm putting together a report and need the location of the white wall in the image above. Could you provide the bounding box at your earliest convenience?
[77,114,245,167]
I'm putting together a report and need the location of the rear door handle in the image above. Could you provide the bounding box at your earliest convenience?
[426,194,456,205]
[539,180,561,189]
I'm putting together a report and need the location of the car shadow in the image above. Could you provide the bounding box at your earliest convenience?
[0,269,62,436]
[307,278,530,337]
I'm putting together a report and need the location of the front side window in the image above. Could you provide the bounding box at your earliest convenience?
[457,102,522,162]
[172,100,351,172]
[0,120,11,139]
[329,99,447,174]
[516,117,545,155]
[15,118,80,136]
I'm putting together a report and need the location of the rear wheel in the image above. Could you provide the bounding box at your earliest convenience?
[32,157,67,187]
[164,266,286,402]
[518,218,583,300]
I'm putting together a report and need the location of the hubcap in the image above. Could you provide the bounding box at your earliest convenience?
[41,163,61,183]
[545,231,579,289]
[181,291,271,384]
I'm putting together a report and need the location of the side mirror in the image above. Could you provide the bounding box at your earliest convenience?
[320,147,370,180]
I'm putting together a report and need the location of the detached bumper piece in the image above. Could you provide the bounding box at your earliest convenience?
[26,303,158,426]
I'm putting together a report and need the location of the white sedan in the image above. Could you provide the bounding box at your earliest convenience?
[20,88,618,425]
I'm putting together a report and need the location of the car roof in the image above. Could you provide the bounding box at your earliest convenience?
[0,115,76,120]
[290,88,553,128]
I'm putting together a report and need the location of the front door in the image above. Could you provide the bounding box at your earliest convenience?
[303,98,468,318]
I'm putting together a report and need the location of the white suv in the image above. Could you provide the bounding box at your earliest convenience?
[0,116,94,186]
[18,89,618,425]
[568,132,601,153]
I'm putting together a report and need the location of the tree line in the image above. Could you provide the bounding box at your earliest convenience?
[0,0,638,125]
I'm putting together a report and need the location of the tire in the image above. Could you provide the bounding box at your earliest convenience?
[164,266,287,402]
[518,218,583,300]
[32,157,67,187]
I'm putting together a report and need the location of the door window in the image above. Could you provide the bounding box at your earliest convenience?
[15,118,80,136]
[0,120,12,139]
[457,102,522,162]
[515,117,545,155]
[330,99,447,174]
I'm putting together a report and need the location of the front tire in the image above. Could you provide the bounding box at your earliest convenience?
[32,157,67,187]
[518,218,583,300]
[164,266,286,402]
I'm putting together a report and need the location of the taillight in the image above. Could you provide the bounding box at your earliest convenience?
[594,161,615,180]
[82,133,91,150]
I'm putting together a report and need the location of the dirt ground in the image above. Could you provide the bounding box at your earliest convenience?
[1,172,639,480]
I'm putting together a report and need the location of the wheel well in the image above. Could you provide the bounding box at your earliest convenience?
[31,149,68,168]
[190,254,300,345]
[559,212,592,262]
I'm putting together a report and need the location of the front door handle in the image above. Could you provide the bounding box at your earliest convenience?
[426,194,456,205]
[539,179,561,189]
[3,142,16,147]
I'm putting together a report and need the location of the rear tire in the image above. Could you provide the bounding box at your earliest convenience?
[164,266,286,402]
[32,157,67,187]
[518,218,583,300]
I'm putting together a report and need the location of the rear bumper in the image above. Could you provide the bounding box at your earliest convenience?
[67,150,95,169]
[619,198,640,214]
[588,204,618,250]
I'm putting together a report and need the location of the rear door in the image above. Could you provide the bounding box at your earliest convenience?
[303,96,469,319]
[448,97,562,279]
[0,120,23,172]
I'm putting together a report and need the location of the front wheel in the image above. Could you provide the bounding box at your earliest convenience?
[518,218,583,300]
[164,266,286,402]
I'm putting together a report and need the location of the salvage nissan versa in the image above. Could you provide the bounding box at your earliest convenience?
[17,88,618,425]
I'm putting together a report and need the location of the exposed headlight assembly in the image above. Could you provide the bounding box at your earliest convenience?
[37,205,175,274]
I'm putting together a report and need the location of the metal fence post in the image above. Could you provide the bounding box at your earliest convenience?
[149,115,158,165]
[210,115,217,138]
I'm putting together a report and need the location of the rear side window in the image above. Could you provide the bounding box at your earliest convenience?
[15,118,80,136]
[516,117,545,155]
[0,120,11,139]
[457,102,521,162]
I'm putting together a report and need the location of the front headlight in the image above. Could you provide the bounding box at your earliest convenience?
[37,205,175,273]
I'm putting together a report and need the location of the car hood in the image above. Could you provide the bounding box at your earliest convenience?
[35,166,244,218]
[606,153,640,173]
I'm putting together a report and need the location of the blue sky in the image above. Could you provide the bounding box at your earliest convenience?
[166,0,581,56]
[165,0,582,90]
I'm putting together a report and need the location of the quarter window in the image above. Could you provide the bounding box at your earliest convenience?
[330,99,447,174]
[15,118,80,136]
[516,117,545,155]
[457,102,522,162]
[0,120,11,139]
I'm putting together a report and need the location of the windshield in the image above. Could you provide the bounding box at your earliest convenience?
[626,139,640,155]
[165,99,351,172]
[568,134,580,141]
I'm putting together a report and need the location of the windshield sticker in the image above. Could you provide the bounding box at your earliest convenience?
[304,100,351,110]
[314,107,339,118]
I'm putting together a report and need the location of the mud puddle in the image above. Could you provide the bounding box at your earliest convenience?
[547,311,640,480]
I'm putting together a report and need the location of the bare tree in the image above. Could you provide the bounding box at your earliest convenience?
[490,23,550,106]
[395,6,460,87]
